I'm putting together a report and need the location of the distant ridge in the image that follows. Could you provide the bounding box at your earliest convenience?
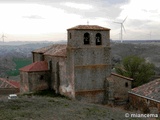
[112,40,160,43]
[0,40,67,46]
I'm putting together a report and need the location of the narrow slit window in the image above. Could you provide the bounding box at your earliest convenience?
[84,33,90,44]
[48,61,52,70]
[69,33,72,39]
[96,33,102,45]
[125,82,128,87]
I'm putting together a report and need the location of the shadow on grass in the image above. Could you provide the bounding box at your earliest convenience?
[22,89,67,98]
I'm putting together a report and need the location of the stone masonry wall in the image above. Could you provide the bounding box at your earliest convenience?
[111,74,132,102]
[44,55,67,94]
[27,71,50,92]
[20,71,29,93]
[66,29,111,103]
[67,30,110,48]
[32,53,44,62]
[129,94,160,114]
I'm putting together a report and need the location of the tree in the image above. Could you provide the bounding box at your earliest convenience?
[115,55,155,88]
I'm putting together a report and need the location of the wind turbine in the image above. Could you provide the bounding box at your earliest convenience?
[114,17,127,43]
[1,33,7,42]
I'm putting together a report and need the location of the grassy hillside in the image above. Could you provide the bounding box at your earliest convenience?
[7,58,32,76]
[0,95,147,120]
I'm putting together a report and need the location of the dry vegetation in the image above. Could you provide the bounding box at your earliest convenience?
[0,42,160,120]
[0,93,150,120]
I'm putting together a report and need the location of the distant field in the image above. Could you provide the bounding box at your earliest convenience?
[7,58,32,76]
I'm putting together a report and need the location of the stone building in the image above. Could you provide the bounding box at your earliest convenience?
[20,61,50,93]
[0,78,20,95]
[129,79,160,113]
[20,25,133,103]
[106,73,133,104]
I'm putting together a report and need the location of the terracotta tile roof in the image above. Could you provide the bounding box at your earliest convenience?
[67,25,110,31]
[32,44,67,57]
[111,73,134,81]
[0,78,20,88]
[129,79,160,102]
[44,44,67,57]
[19,61,49,72]
[9,80,20,88]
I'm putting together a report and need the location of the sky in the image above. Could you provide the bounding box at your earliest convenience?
[0,0,160,41]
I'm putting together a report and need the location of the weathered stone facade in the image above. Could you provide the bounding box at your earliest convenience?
[20,25,133,104]
[129,93,160,114]
[129,79,160,113]
[66,26,111,103]
[20,71,50,93]
[106,73,133,104]
[20,61,50,93]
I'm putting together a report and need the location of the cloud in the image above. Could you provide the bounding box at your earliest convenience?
[119,0,160,20]
[22,15,44,19]
[1,0,159,40]
[62,2,93,10]
[0,0,129,20]
[106,0,129,5]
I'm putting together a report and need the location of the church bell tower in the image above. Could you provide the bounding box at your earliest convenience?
[66,25,111,103]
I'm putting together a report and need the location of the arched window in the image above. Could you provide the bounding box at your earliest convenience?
[96,33,102,45]
[84,33,90,44]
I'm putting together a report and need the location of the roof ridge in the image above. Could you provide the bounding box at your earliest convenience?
[20,61,49,72]
[67,25,110,30]
[111,72,134,81]
[0,78,18,88]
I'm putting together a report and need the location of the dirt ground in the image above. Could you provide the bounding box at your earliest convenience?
[0,95,158,120]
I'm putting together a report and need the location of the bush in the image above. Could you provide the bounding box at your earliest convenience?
[115,55,155,87]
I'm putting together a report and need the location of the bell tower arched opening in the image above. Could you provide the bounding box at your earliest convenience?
[84,32,90,45]
[96,33,102,45]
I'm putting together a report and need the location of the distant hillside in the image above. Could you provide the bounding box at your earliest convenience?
[0,42,56,77]
[111,42,160,76]
[0,41,159,77]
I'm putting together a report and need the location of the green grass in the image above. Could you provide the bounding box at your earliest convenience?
[7,58,32,76]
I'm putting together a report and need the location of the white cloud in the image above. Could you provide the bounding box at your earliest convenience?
[0,3,82,35]
[109,0,160,40]
[62,2,93,10]
[119,0,160,21]
[0,0,160,41]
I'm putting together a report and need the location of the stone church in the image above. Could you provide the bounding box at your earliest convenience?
[20,25,133,103]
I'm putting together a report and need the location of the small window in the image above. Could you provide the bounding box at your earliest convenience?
[96,33,102,45]
[40,75,44,80]
[84,33,90,44]
[125,82,128,87]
